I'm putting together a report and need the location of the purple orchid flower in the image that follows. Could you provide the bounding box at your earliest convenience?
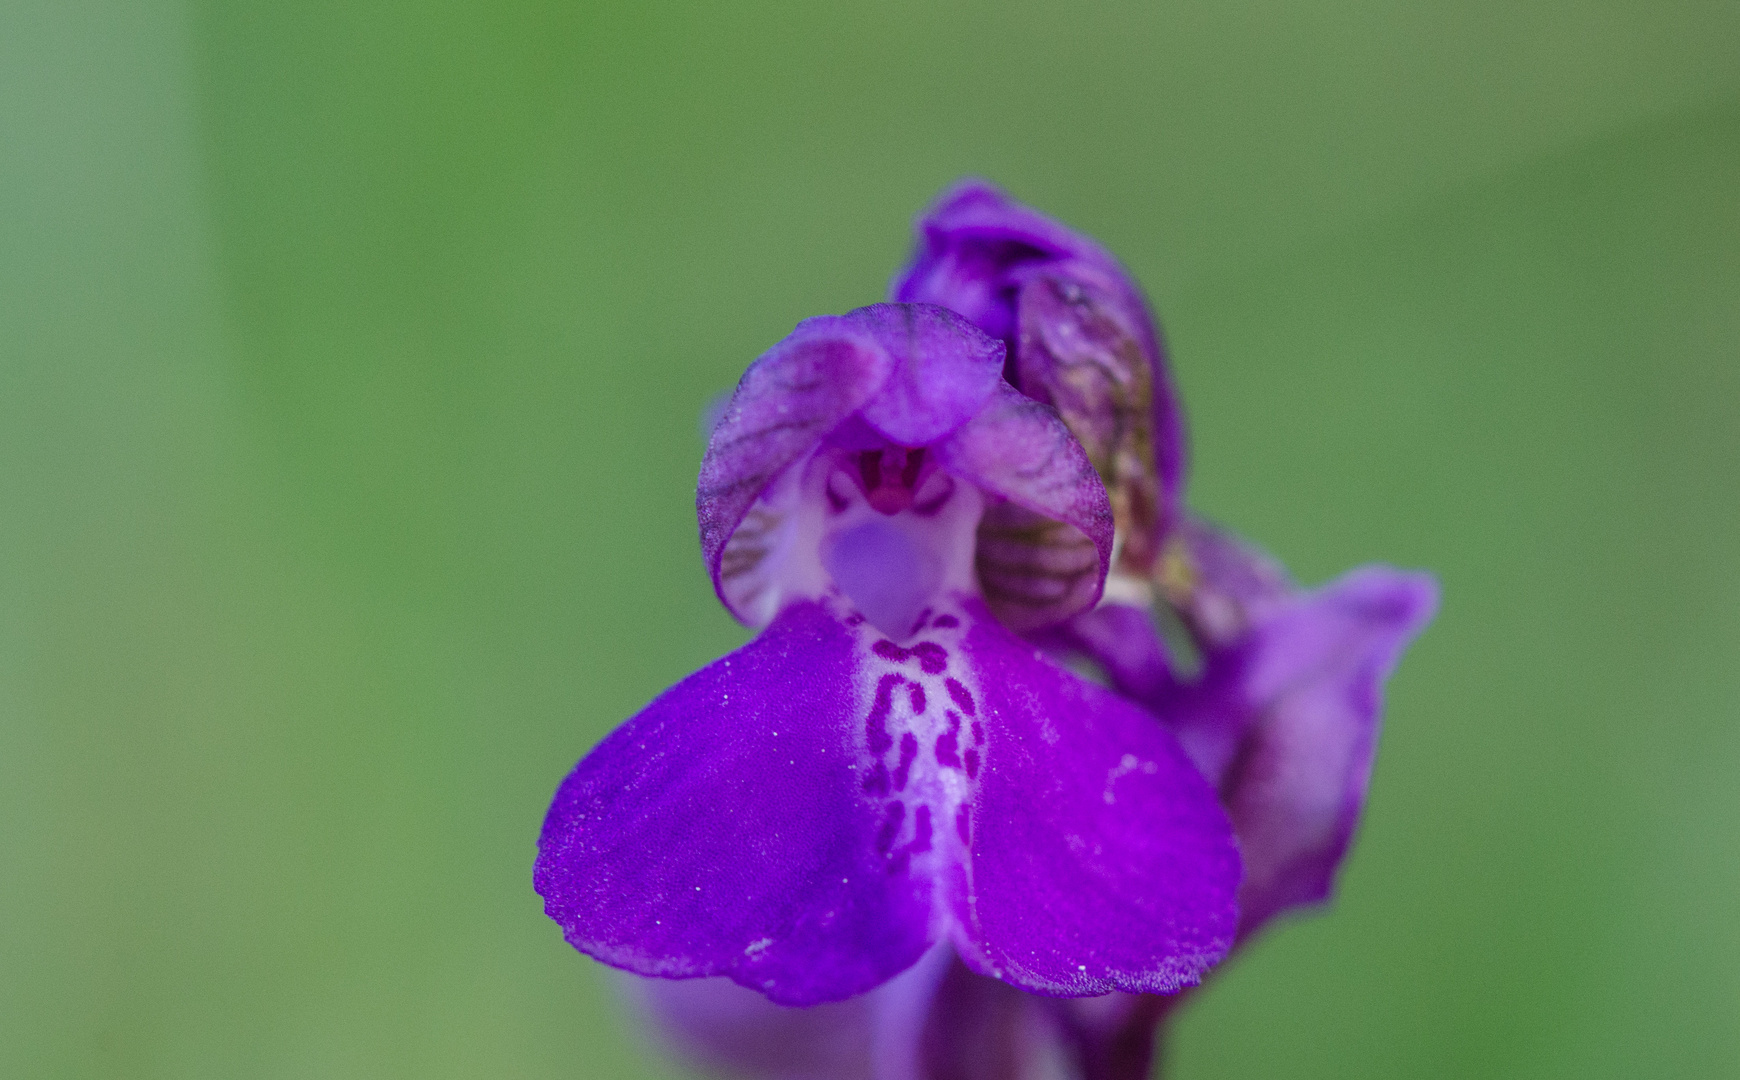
[535,302,1242,1009]
[628,184,1436,1080]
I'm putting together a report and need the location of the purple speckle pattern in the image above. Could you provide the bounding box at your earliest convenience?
[873,637,950,674]
[865,673,900,756]
[944,678,976,716]
[853,612,974,892]
[539,594,1240,1006]
[893,733,919,792]
[935,713,963,769]
[846,593,1239,996]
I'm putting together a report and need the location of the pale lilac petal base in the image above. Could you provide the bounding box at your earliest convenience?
[633,949,1172,1080]
[632,974,877,1080]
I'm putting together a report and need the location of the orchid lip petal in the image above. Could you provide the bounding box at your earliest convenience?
[536,596,1240,1006]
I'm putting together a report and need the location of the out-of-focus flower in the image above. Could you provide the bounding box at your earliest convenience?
[630,184,1435,1079]
[536,303,1241,1009]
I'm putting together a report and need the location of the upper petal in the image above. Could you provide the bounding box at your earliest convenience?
[699,317,892,619]
[698,304,1006,625]
[1014,274,1169,570]
[852,303,1006,447]
[892,180,1122,345]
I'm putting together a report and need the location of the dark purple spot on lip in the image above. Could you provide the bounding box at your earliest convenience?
[910,642,948,674]
[955,804,971,845]
[909,805,932,855]
[863,761,890,795]
[964,748,980,778]
[971,721,984,746]
[844,612,866,627]
[936,729,961,769]
[866,673,903,755]
[931,614,959,628]
[875,639,948,674]
[876,801,905,854]
[945,678,976,716]
[893,732,918,791]
[908,607,932,635]
[909,683,927,715]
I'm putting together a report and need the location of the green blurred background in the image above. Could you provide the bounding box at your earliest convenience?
[3,1,1737,1076]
